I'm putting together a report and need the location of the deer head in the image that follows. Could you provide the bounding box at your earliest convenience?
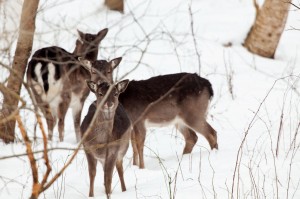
[76,28,108,60]
[86,79,129,120]
[79,57,122,83]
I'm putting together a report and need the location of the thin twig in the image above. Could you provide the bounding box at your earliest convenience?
[188,2,201,75]
[16,114,40,198]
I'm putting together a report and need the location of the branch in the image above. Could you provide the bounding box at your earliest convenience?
[287,1,300,10]
[188,2,201,75]
[15,114,40,198]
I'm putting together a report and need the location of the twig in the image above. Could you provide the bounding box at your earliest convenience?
[188,2,201,75]
[0,147,78,160]
[231,77,286,199]
[287,1,300,10]
[15,114,40,199]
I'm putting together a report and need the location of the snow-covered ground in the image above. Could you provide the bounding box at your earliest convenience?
[1,0,300,198]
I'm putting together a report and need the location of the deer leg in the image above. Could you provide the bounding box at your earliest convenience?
[72,102,84,142]
[46,108,56,141]
[181,90,218,150]
[85,152,97,197]
[186,119,218,150]
[177,125,198,154]
[73,92,88,142]
[104,158,116,198]
[39,102,55,141]
[201,121,218,149]
[131,128,139,166]
[33,93,56,141]
[116,159,126,192]
[57,94,71,142]
[134,124,146,169]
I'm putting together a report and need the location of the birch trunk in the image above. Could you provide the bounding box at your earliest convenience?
[244,0,291,58]
[0,0,39,143]
[105,0,124,13]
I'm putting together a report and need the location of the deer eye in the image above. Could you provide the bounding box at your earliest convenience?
[98,91,104,96]
[86,36,92,41]
[114,92,118,97]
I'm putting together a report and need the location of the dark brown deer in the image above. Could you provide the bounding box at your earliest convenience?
[81,79,130,198]
[26,28,116,142]
[124,73,218,168]
[84,72,218,168]
[122,73,218,168]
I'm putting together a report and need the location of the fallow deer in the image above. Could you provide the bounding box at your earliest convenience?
[80,79,130,198]
[83,71,218,168]
[26,28,115,142]
[122,73,218,168]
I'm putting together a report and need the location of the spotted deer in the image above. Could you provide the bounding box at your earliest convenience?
[81,79,130,198]
[26,28,117,142]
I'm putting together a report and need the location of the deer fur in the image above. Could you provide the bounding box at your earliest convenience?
[122,73,218,168]
[87,72,218,168]
[26,28,111,142]
[81,80,130,198]
[79,52,218,167]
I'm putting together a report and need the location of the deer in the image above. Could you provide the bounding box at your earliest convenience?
[80,79,130,198]
[26,28,121,142]
[122,73,218,168]
[78,65,218,168]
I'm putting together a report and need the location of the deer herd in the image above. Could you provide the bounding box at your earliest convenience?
[26,28,218,198]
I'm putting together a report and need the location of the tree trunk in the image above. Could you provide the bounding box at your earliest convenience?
[0,0,39,143]
[105,0,124,13]
[244,0,291,58]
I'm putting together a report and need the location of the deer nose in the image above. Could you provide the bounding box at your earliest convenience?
[104,102,114,109]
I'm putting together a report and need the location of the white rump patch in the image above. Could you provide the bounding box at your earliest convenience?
[46,63,63,104]
[33,63,45,97]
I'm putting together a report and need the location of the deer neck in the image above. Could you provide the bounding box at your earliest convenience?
[95,113,114,131]
[84,50,98,61]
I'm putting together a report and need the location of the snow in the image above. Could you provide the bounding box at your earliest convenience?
[1,0,300,198]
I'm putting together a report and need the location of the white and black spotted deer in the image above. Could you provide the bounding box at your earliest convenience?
[26,28,118,142]
[81,79,130,198]
[80,69,218,168]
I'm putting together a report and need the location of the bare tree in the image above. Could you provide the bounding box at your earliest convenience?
[105,0,124,13]
[0,0,39,143]
[244,0,291,58]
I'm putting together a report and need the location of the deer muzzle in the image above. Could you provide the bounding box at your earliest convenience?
[102,102,115,120]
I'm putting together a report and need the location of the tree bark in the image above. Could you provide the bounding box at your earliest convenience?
[244,0,291,58]
[0,0,39,143]
[105,0,124,13]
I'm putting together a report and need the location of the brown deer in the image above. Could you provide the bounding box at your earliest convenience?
[81,79,130,198]
[123,73,218,168]
[26,28,118,142]
[81,71,218,168]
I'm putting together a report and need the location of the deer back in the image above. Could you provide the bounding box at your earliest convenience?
[27,28,108,96]
[119,72,213,121]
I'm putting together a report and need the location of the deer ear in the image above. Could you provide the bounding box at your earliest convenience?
[116,79,129,93]
[86,80,97,93]
[110,57,122,69]
[75,39,82,46]
[96,28,108,41]
[77,29,85,41]
[78,57,92,72]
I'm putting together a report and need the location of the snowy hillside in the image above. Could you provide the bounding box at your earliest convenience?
[1,0,300,198]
